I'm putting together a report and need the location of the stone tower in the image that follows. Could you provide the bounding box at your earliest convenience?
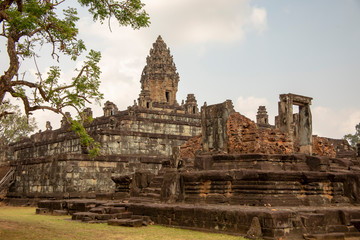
[256,106,269,126]
[184,94,199,114]
[139,35,180,108]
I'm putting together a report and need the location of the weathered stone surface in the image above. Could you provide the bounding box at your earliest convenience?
[160,169,181,203]
[72,212,98,221]
[36,208,49,215]
[246,217,262,239]
[108,218,143,227]
[180,135,202,160]
[227,112,293,155]
[201,100,235,152]
[312,136,337,158]
[276,93,313,154]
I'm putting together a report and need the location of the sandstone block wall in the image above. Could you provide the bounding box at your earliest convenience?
[9,108,201,197]
[8,154,167,198]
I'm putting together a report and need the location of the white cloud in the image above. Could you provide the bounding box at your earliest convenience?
[312,106,360,139]
[250,7,268,34]
[71,0,269,121]
[143,0,268,45]
[234,96,270,122]
[19,1,269,131]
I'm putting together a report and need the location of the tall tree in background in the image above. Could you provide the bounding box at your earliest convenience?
[344,123,360,147]
[0,101,37,144]
[0,0,149,156]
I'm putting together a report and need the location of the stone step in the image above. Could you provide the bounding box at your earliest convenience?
[139,192,160,199]
[131,215,151,226]
[89,207,106,214]
[108,207,126,214]
[350,219,360,231]
[143,187,161,195]
[300,213,325,228]
[72,211,133,222]
[129,197,158,203]
[72,212,98,221]
[117,211,133,219]
[304,232,345,240]
[108,218,143,227]
[148,176,164,188]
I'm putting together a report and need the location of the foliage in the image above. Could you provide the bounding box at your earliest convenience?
[0,101,37,144]
[70,118,100,158]
[0,0,149,154]
[344,123,360,147]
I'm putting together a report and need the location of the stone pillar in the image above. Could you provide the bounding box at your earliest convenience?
[299,105,312,155]
[278,95,293,134]
[201,100,235,152]
[276,93,313,155]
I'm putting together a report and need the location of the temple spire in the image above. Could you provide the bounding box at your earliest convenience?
[138,35,179,108]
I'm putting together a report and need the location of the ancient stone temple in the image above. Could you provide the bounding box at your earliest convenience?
[3,35,360,240]
[6,36,201,200]
[36,100,360,240]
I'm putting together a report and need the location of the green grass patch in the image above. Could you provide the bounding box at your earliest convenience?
[0,206,248,240]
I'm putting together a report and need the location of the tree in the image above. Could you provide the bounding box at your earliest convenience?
[344,123,360,147]
[0,101,37,144]
[0,0,149,156]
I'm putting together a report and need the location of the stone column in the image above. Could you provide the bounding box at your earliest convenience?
[201,100,234,153]
[299,105,312,155]
[278,96,293,134]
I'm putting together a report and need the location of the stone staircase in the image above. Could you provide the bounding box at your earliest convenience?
[130,172,164,203]
[37,201,151,227]
[298,211,360,240]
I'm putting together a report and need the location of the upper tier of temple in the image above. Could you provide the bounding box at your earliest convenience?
[139,35,180,107]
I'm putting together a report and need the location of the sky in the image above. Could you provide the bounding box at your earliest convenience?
[2,0,360,139]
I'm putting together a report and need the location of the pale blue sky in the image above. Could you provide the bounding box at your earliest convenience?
[2,0,359,139]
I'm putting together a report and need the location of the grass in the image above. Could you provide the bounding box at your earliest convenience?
[0,206,249,240]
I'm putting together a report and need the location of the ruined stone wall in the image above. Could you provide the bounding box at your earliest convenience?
[227,112,293,155]
[186,153,360,206]
[8,154,166,198]
[312,136,337,158]
[180,135,202,159]
[180,112,294,159]
[9,108,201,198]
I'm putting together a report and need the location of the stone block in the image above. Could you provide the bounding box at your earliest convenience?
[108,218,143,227]
[72,212,98,221]
[109,207,126,214]
[36,208,49,215]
